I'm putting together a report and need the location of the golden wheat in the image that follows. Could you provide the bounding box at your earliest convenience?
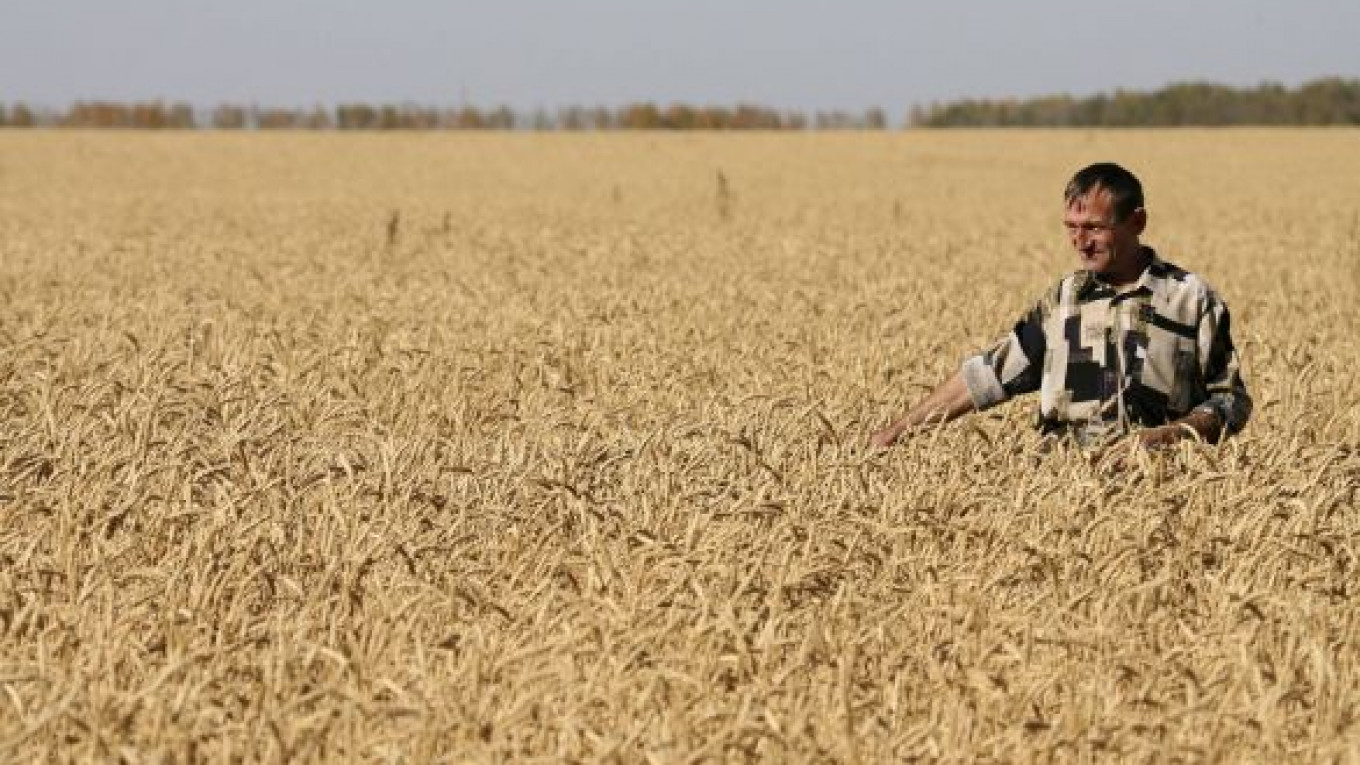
[0,130,1358,762]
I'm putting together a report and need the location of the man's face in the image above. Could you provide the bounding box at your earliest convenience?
[1063,187,1144,278]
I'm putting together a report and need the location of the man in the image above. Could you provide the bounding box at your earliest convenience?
[870,162,1251,451]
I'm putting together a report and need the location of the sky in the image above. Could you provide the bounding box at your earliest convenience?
[3,0,1358,115]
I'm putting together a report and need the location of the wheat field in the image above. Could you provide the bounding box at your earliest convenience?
[1,130,1358,762]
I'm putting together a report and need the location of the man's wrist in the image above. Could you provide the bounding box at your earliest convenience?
[1139,424,1183,450]
[1140,415,1216,450]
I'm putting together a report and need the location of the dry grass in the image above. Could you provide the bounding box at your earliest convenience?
[1,129,1359,762]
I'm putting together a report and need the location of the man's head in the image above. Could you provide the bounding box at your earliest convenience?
[1063,162,1148,282]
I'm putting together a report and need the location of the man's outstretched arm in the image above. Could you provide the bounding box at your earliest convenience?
[869,371,977,449]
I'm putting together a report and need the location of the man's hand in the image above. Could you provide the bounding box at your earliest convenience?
[1095,427,1176,472]
[869,371,977,450]
[869,424,905,451]
[1135,424,1187,451]
[1096,411,1224,471]
[1141,410,1223,450]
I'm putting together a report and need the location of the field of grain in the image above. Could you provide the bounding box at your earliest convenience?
[1,129,1358,762]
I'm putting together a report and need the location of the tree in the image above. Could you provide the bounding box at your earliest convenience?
[337,104,377,130]
[484,106,515,130]
[10,103,39,127]
[255,107,301,129]
[620,103,662,130]
[212,105,248,129]
[862,107,888,130]
[454,106,484,129]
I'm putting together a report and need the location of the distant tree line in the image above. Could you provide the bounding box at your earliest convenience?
[0,100,890,130]
[5,79,1356,130]
[910,78,1360,127]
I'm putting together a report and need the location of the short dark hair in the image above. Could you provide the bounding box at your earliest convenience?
[1064,163,1144,222]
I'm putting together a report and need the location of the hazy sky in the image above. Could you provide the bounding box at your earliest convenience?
[4,1,1357,114]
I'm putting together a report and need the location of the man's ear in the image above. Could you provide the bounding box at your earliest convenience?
[1128,207,1148,235]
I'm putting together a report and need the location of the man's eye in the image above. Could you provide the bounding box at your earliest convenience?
[1065,223,1107,233]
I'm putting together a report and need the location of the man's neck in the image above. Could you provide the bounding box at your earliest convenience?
[1096,245,1151,290]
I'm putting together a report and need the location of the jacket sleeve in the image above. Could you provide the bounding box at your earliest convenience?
[1193,293,1252,437]
[961,297,1049,411]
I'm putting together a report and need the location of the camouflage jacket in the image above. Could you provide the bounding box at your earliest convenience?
[960,249,1252,446]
